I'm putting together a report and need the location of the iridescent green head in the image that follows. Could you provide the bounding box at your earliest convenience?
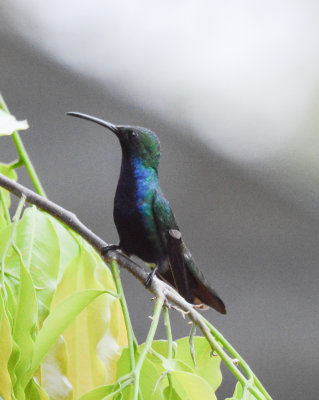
[67,112,161,170]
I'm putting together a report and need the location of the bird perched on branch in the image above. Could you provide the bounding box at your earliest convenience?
[67,112,226,314]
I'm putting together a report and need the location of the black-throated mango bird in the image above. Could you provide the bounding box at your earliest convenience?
[67,112,226,314]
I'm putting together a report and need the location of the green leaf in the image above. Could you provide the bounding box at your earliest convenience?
[162,358,193,373]
[149,337,222,393]
[41,336,73,400]
[25,378,50,400]
[47,216,79,280]
[115,346,135,397]
[0,208,62,323]
[139,358,164,400]
[49,243,127,398]
[0,163,17,223]
[143,344,193,376]
[78,385,113,400]
[163,386,182,400]
[225,382,259,400]
[10,257,38,396]
[170,371,217,400]
[0,213,7,231]
[149,340,169,359]
[3,279,18,328]
[15,208,60,311]
[175,337,222,392]
[116,347,164,400]
[28,289,109,385]
[0,293,13,400]
[0,109,29,136]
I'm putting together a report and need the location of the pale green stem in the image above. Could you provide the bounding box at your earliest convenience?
[163,306,173,397]
[0,195,26,297]
[103,377,134,400]
[11,132,46,196]
[203,317,272,400]
[110,259,137,372]
[163,307,173,359]
[7,159,23,170]
[189,324,197,367]
[0,95,46,197]
[0,188,11,223]
[132,297,164,400]
[3,271,19,281]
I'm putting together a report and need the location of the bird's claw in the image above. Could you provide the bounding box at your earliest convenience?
[101,244,120,256]
[171,305,190,319]
[145,265,159,288]
[145,272,154,288]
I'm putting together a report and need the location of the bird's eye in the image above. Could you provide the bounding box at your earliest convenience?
[129,130,137,138]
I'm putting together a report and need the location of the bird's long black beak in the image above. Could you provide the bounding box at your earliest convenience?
[66,112,119,135]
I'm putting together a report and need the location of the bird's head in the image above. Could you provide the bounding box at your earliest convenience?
[67,112,161,170]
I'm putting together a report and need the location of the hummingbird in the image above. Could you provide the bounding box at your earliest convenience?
[67,112,226,314]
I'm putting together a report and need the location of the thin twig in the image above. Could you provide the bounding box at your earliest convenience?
[163,306,174,396]
[132,297,164,400]
[110,259,137,371]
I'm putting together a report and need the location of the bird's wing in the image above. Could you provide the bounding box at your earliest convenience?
[151,189,192,301]
[151,189,226,314]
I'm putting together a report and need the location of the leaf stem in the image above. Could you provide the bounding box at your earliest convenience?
[163,306,173,359]
[7,158,24,170]
[0,95,46,197]
[110,259,137,372]
[163,306,174,397]
[203,317,271,400]
[11,133,46,197]
[132,296,164,400]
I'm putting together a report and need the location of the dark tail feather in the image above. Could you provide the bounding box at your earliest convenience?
[190,273,226,314]
[161,230,226,314]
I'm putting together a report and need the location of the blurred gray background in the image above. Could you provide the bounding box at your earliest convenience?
[1,1,319,399]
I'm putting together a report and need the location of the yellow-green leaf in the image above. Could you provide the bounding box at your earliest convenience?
[0,163,17,223]
[11,259,38,395]
[170,371,217,400]
[47,216,79,280]
[25,378,50,400]
[116,347,164,400]
[163,386,182,400]
[78,385,113,400]
[149,337,222,393]
[175,337,222,392]
[0,293,13,400]
[225,382,259,400]
[29,288,109,385]
[50,245,126,398]
[41,336,73,400]
[15,208,60,310]
[0,213,7,231]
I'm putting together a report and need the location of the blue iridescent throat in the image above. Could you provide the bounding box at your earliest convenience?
[133,157,158,197]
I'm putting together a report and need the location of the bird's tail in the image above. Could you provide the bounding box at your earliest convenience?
[160,230,226,314]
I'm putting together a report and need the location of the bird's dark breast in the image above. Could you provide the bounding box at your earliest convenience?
[114,174,164,264]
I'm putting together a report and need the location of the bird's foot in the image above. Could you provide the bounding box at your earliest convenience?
[101,244,120,256]
[145,265,159,288]
[170,305,190,319]
[193,303,209,310]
